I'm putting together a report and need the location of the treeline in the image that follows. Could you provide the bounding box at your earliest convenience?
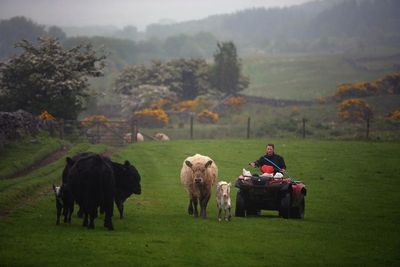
[146,0,400,53]
[0,17,218,66]
[0,36,248,120]
[1,0,399,64]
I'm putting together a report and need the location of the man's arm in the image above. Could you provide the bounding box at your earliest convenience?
[279,155,286,172]
[250,156,263,168]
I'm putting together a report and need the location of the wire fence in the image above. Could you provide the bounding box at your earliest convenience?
[51,115,400,146]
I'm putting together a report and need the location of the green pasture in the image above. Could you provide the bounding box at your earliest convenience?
[242,53,399,100]
[0,139,400,266]
[0,133,65,179]
[0,142,108,216]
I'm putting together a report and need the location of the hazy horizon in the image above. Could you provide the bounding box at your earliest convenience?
[0,0,314,30]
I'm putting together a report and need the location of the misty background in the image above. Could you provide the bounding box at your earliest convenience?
[0,0,399,113]
[1,0,399,61]
[0,0,313,30]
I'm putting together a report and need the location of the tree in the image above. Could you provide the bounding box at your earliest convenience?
[338,98,373,138]
[114,59,212,102]
[210,41,249,96]
[0,37,106,119]
[120,84,177,115]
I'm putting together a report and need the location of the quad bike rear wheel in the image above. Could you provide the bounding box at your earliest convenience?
[235,191,246,217]
[279,192,291,219]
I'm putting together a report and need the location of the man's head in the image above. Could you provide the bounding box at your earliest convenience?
[266,144,275,156]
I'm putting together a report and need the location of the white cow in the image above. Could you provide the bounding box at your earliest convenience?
[216,181,231,221]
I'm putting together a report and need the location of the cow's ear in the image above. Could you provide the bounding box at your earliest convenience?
[124,160,131,166]
[205,160,213,168]
[52,184,56,191]
[185,160,193,168]
[66,157,74,165]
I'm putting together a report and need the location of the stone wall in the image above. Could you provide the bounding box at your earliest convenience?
[0,110,59,148]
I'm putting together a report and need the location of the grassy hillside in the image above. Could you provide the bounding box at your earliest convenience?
[0,139,399,266]
[0,143,108,216]
[0,133,65,179]
[242,53,400,100]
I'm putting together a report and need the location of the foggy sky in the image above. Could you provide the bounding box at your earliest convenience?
[0,0,314,30]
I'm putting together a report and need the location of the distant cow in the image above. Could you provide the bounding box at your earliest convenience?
[216,181,231,221]
[123,132,144,143]
[66,154,115,230]
[153,132,170,141]
[52,184,74,225]
[180,154,218,219]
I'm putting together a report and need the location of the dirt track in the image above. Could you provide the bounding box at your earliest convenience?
[6,146,121,180]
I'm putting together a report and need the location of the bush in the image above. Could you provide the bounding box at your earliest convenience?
[197,109,219,123]
[81,115,109,126]
[133,108,169,127]
[335,81,379,100]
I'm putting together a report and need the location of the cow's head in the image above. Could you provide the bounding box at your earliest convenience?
[52,184,63,205]
[123,160,141,195]
[185,160,213,184]
[217,181,231,198]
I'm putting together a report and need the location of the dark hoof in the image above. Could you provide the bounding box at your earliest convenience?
[104,222,114,230]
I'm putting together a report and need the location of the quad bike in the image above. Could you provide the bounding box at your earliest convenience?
[235,170,306,219]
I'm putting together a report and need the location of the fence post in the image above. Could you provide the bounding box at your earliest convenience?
[366,116,370,139]
[302,118,307,139]
[59,119,64,140]
[131,120,138,143]
[190,115,194,140]
[247,117,251,139]
[96,121,100,144]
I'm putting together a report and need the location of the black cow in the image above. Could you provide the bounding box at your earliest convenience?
[62,152,95,185]
[105,159,141,218]
[67,154,115,230]
[61,152,141,221]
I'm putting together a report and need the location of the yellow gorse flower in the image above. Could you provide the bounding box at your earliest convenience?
[386,110,400,120]
[81,115,109,126]
[172,99,199,112]
[197,109,219,123]
[224,96,245,107]
[133,108,169,125]
[39,110,56,121]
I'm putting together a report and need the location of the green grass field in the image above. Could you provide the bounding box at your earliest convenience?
[242,53,400,100]
[0,133,65,179]
[0,139,400,266]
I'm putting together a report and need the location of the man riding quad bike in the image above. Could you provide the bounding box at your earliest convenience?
[235,166,307,219]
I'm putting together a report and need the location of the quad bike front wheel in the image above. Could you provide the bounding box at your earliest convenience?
[290,194,305,219]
